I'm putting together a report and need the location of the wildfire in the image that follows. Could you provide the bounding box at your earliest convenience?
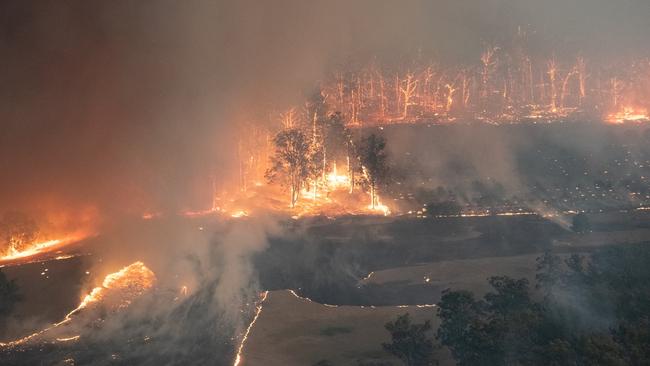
[233,291,269,366]
[326,163,350,189]
[141,212,162,220]
[70,261,156,315]
[230,210,249,218]
[287,289,339,308]
[606,106,650,124]
[206,162,396,220]
[180,208,220,218]
[0,233,91,263]
[0,261,155,348]
[367,198,391,216]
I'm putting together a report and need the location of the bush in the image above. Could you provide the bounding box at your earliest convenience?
[383,313,437,366]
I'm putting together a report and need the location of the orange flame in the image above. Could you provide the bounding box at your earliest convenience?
[0,233,91,263]
[606,106,650,124]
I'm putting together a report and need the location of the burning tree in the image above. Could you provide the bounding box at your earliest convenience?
[400,72,419,119]
[356,133,389,209]
[0,212,39,257]
[324,112,353,186]
[266,128,313,208]
[313,33,650,126]
[305,89,329,197]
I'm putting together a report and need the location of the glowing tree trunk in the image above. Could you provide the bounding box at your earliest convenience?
[539,72,547,105]
[281,107,297,129]
[357,76,364,109]
[350,90,359,125]
[211,175,219,211]
[481,47,498,108]
[423,67,434,110]
[400,72,418,119]
[337,73,345,106]
[526,57,534,103]
[461,71,471,109]
[238,140,247,192]
[379,75,387,119]
[394,74,401,116]
[547,59,558,112]
[576,57,587,106]
[610,77,622,109]
[358,134,388,211]
[370,182,377,209]
[560,67,578,110]
[445,83,457,113]
[290,172,300,208]
[347,154,354,194]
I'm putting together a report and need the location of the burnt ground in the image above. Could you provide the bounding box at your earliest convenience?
[255,211,650,306]
[2,210,650,365]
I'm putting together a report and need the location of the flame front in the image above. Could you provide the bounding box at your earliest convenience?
[0,261,156,348]
[233,291,269,366]
[0,233,91,263]
[606,106,650,124]
[70,261,156,316]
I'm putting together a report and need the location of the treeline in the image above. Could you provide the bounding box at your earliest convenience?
[321,40,650,125]
[383,243,650,365]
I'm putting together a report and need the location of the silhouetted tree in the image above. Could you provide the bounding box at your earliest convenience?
[266,128,313,207]
[535,250,563,299]
[324,112,352,165]
[437,245,650,366]
[383,313,437,366]
[357,134,389,208]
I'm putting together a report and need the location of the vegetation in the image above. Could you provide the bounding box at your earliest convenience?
[267,88,367,207]
[383,313,437,366]
[379,245,650,366]
[266,128,313,207]
[357,134,389,209]
[435,243,650,366]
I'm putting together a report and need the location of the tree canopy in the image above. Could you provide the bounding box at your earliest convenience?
[436,244,650,366]
[383,313,437,366]
[266,128,313,207]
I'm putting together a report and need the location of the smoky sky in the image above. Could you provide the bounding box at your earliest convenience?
[1,0,649,218]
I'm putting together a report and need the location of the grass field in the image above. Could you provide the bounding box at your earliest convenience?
[242,290,447,366]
